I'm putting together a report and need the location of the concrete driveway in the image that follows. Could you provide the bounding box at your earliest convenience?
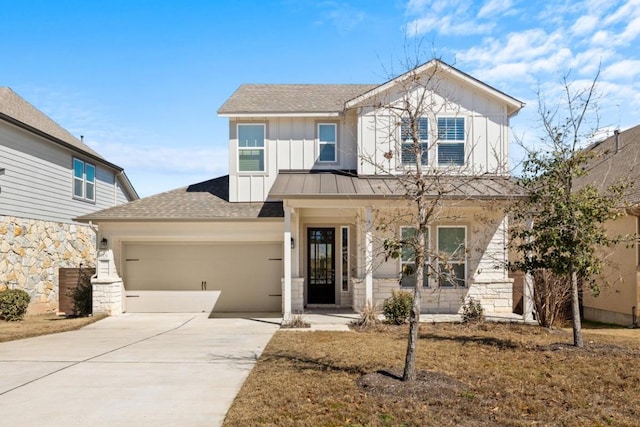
[0,313,279,427]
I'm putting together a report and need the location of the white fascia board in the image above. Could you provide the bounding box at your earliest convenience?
[345,59,524,116]
[218,112,341,118]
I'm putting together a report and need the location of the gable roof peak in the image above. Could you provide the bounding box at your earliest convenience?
[344,59,524,117]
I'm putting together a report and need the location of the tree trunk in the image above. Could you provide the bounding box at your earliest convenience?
[570,269,583,347]
[403,285,421,381]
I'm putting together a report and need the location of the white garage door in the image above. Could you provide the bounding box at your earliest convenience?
[123,242,283,313]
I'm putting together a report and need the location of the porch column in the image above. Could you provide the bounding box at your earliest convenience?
[365,206,373,306]
[523,217,535,322]
[283,206,292,321]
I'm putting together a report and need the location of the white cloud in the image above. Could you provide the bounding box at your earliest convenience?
[478,0,514,18]
[602,59,640,79]
[571,15,599,35]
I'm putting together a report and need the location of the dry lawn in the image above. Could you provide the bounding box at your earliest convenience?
[0,313,106,342]
[223,323,640,427]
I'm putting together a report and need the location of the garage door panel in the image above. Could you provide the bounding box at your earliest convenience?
[123,243,283,312]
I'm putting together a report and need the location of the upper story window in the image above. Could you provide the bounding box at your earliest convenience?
[318,123,337,162]
[73,158,95,202]
[437,117,465,166]
[237,124,265,172]
[400,226,429,288]
[401,117,429,165]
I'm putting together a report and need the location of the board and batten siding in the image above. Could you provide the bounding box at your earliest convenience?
[357,75,511,176]
[0,120,127,223]
[228,113,358,202]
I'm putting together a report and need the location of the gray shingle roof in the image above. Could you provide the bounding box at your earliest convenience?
[577,124,640,207]
[75,176,283,222]
[0,87,104,160]
[217,84,378,114]
[269,170,524,200]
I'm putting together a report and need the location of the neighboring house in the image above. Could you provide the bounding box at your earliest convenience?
[77,60,526,318]
[0,87,138,313]
[577,125,640,326]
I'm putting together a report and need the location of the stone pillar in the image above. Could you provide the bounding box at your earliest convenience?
[523,218,535,322]
[91,248,123,315]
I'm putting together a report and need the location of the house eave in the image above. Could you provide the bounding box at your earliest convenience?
[0,112,124,172]
[218,112,341,118]
[74,216,284,223]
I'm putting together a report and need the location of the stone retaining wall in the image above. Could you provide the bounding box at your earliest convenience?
[0,215,95,314]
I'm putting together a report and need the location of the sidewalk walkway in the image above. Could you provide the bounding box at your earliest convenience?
[273,310,534,331]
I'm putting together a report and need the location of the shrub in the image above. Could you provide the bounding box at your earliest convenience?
[532,269,571,327]
[70,269,93,317]
[352,303,381,328]
[281,312,310,328]
[0,289,31,321]
[382,290,413,325]
[461,297,485,323]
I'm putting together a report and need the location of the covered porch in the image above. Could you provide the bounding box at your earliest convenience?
[273,171,533,321]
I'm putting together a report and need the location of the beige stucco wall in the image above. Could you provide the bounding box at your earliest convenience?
[583,213,639,325]
[0,215,95,314]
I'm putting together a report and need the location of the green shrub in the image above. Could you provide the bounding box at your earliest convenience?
[382,290,413,325]
[70,270,93,317]
[0,289,31,321]
[461,297,485,323]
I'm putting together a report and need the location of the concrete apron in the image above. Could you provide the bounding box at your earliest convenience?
[0,313,278,427]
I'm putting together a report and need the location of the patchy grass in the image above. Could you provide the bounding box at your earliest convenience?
[0,313,107,342]
[223,323,640,426]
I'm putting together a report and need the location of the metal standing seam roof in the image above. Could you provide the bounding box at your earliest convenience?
[0,87,105,160]
[217,84,378,114]
[576,124,640,207]
[74,175,283,222]
[268,170,525,200]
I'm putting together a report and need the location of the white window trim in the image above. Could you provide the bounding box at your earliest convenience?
[436,116,466,167]
[317,122,337,163]
[341,226,349,292]
[399,226,430,288]
[72,158,96,203]
[236,123,266,173]
[399,117,429,167]
[436,225,467,287]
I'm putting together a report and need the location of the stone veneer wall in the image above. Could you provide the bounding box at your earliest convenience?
[0,215,96,314]
[352,278,513,314]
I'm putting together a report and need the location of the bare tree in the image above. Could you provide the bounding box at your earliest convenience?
[357,56,516,380]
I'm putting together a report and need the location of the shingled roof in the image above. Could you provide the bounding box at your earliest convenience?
[217,84,377,115]
[577,124,640,207]
[75,175,283,222]
[0,87,104,160]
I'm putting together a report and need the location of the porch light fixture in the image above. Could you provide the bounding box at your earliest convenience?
[290,238,295,249]
[100,238,108,249]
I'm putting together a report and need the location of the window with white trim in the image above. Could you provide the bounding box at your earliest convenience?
[401,117,428,165]
[237,124,265,172]
[73,158,95,202]
[437,226,466,287]
[341,226,349,291]
[318,123,337,162]
[400,226,429,287]
[437,117,465,166]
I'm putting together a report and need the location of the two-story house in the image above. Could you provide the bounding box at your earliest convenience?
[77,60,525,318]
[0,87,138,313]
[576,125,640,326]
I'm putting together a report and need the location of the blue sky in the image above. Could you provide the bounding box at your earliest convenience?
[1,0,639,197]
